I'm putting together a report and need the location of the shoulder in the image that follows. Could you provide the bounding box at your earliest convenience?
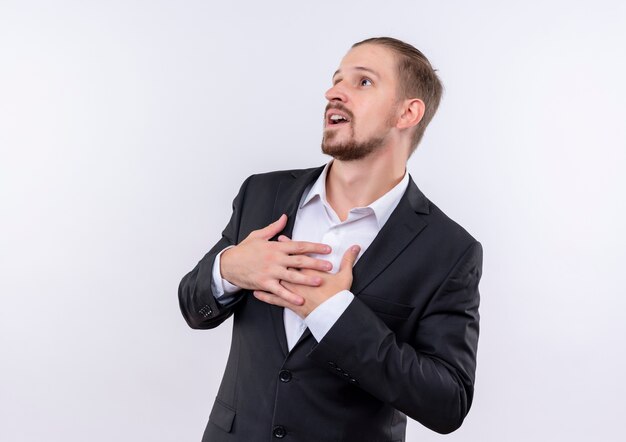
[428,199,479,245]
[406,180,481,262]
[245,166,323,184]
[238,166,324,197]
[410,191,483,282]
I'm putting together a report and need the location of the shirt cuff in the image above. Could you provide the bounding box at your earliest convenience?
[305,290,354,343]
[211,246,242,304]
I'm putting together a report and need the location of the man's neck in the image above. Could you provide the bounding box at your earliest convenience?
[325,151,406,222]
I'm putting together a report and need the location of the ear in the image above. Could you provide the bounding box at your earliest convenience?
[396,98,425,130]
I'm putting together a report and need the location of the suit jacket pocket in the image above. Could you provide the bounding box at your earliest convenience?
[358,294,414,318]
[209,398,236,433]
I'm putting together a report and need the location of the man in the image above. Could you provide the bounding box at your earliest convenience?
[179,37,482,442]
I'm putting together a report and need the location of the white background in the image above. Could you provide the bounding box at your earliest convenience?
[1,1,625,441]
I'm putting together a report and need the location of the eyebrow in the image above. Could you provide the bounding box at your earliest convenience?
[332,66,381,80]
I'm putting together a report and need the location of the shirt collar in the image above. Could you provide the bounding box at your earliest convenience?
[300,161,410,228]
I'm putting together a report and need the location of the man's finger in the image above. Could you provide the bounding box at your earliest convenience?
[338,245,361,274]
[251,214,288,240]
[285,255,333,272]
[266,280,304,305]
[281,240,332,256]
[253,290,290,308]
[277,234,332,256]
[281,268,323,287]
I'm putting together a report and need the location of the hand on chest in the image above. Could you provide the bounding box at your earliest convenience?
[291,197,380,273]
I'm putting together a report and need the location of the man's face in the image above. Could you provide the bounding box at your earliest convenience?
[322,44,402,161]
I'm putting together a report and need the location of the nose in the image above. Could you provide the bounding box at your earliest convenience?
[325,82,348,103]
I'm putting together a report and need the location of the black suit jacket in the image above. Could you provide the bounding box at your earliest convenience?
[179,166,482,442]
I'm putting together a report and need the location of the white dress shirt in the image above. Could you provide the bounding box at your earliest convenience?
[211,161,409,351]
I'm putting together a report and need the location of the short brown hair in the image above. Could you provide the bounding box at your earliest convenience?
[352,37,443,153]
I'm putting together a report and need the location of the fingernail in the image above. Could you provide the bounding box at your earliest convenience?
[352,245,361,253]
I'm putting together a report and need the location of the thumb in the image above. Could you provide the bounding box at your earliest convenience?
[338,245,360,274]
[251,214,288,240]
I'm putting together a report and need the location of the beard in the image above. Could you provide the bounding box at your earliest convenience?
[321,130,387,161]
[321,102,397,161]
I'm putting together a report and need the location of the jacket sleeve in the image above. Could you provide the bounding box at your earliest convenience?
[307,241,482,434]
[178,176,251,329]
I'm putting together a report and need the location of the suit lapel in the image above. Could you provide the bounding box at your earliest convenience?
[271,166,325,239]
[351,177,430,295]
[269,166,325,356]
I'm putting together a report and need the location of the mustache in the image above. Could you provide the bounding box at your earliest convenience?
[325,102,354,121]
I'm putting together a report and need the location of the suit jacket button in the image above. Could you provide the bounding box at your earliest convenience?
[273,425,287,438]
[327,361,337,368]
[279,370,292,383]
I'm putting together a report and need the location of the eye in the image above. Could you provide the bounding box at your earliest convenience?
[360,78,372,87]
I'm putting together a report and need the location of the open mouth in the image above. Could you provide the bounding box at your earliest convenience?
[326,112,351,127]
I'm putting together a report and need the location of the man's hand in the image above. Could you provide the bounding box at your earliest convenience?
[253,242,361,318]
[220,214,333,306]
